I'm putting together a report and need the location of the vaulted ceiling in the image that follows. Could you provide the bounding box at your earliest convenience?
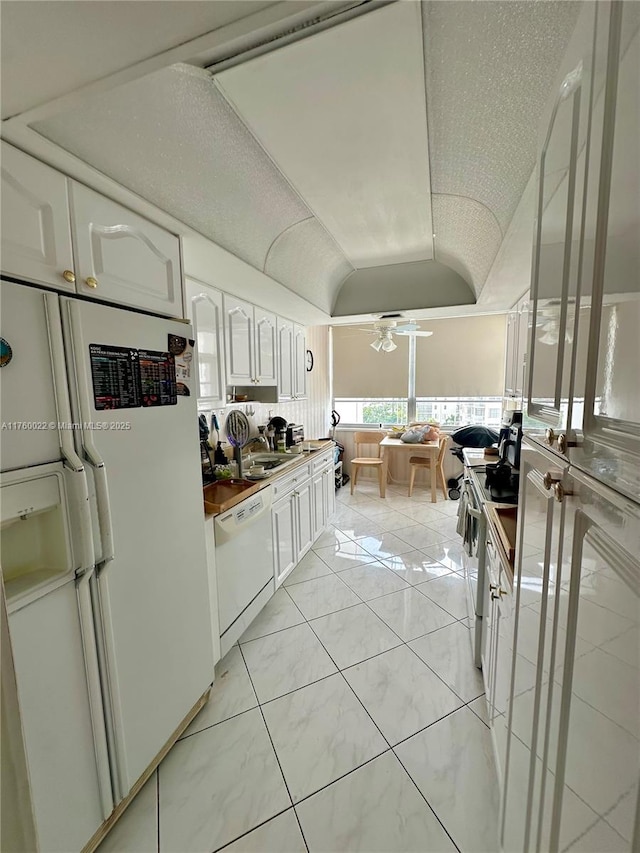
[5,0,581,318]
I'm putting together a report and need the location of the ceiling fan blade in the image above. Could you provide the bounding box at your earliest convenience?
[395,330,433,337]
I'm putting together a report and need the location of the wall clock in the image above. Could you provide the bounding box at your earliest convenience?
[306,349,314,372]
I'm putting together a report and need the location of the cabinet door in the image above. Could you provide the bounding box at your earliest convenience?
[184,278,225,408]
[69,182,182,316]
[293,324,307,399]
[515,301,529,402]
[492,561,514,791]
[572,4,640,500]
[483,533,500,719]
[295,479,314,560]
[0,142,75,291]
[277,318,294,400]
[272,493,297,588]
[223,294,254,385]
[502,440,568,853]
[545,467,640,852]
[9,580,107,852]
[525,2,603,453]
[324,466,336,521]
[254,307,277,386]
[312,472,326,539]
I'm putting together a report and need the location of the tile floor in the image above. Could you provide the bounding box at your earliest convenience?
[98,481,500,853]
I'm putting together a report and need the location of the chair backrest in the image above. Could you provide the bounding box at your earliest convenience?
[437,435,449,464]
[353,430,385,458]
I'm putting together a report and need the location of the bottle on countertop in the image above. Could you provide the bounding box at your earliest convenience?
[277,430,287,453]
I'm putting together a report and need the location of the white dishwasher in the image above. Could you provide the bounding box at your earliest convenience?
[214,486,274,654]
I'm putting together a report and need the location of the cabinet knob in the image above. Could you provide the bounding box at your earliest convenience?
[85,277,99,289]
[543,471,562,491]
[557,433,577,455]
[489,584,498,591]
[62,269,76,284]
[554,483,570,503]
[545,428,556,446]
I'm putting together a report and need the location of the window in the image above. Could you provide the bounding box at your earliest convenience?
[333,315,508,428]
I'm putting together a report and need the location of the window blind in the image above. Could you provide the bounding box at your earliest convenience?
[415,315,507,397]
[332,325,409,398]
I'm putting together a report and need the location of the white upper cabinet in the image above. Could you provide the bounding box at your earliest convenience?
[184,277,225,409]
[254,307,277,385]
[0,142,75,291]
[223,294,277,387]
[277,317,294,401]
[293,323,307,400]
[571,3,640,499]
[69,182,182,317]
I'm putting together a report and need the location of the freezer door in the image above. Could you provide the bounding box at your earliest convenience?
[0,280,62,471]
[61,296,213,798]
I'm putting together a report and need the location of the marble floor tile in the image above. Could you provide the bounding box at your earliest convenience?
[424,515,460,537]
[563,817,628,852]
[262,674,387,803]
[381,550,454,586]
[352,500,394,519]
[329,507,368,528]
[285,573,362,620]
[338,561,411,601]
[352,531,415,560]
[334,515,389,540]
[395,707,500,853]
[314,540,378,573]
[241,623,337,703]
[296,751,456,853]
[374,510,425,532]
[434,499,461,516]
[159,709,290,853]
[311,525,352,549]
[398,504,448,525]
[182,646,257,737]
[421,539,466,573]
[468,696,490,727]
[394,524,451,550]
[98,772,157,853]
[282,551,334,586]
[343,645,463,745]
[220,809,306,853]
[309,603,402,669]
[417,573,469,620]
[239,589,304,643]
[368,587,456,642]
[410,621,484,702]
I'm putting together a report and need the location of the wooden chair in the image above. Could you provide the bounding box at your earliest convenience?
[408,435,449,499]
[350,431,386,496]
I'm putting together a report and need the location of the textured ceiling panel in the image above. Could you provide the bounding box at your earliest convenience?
[424,1,580,234]
[264,218,353,315]
[215,1,434,268]
[431,194,503,296]
[33,63,313,272]
[1,0,275,118]
[332,260,475,317]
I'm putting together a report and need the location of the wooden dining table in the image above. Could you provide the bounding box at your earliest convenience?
[379,436,441,501]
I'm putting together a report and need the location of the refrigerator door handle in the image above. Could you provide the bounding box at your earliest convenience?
[76,566,115,820]
[44,293,95,573]
[65,299,115,567]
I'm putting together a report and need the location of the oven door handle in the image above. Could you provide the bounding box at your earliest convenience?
[467,506,483,520]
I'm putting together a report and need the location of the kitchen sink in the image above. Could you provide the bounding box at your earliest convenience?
[244,453,298,470]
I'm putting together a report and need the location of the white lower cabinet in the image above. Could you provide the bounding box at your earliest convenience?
[272,481,315,588]
[312,471,326,537]
[8,579,107,853]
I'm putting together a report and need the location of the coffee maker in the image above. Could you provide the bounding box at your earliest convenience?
[498,410,523,469]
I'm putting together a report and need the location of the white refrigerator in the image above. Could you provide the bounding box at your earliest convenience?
[0,279,214,851]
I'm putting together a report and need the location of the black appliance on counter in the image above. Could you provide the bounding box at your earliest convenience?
[286,423,304,447]
[483,461,520,504]
[498,410,523,469]
[447,425,500,500]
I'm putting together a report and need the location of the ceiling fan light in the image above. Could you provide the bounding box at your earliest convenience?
[381,337,397,352]
[370,338,383,352]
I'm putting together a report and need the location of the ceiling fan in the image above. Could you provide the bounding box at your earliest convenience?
[356,320,434,352]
